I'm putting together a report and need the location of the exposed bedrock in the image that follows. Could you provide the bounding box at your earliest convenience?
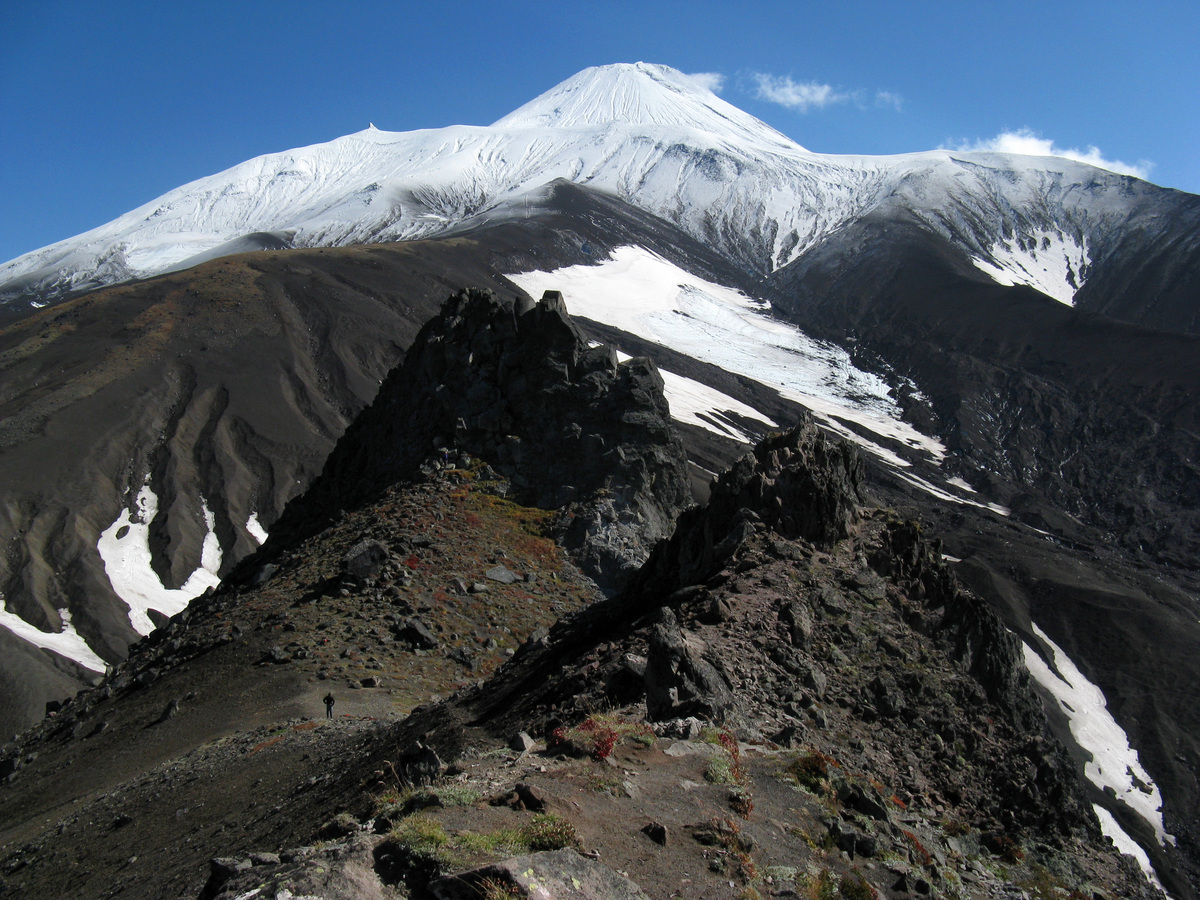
[267,286,695,595]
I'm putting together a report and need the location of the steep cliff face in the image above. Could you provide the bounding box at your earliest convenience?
[267,286,694,594]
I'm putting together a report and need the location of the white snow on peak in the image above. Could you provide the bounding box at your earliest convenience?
[96,482,223,635]
[971,228,1089,306]
[0,605,107,673]
[508,246,946,470]
[493,62,802,151]
[1022,623,1173,849]
[0,62,1144,305]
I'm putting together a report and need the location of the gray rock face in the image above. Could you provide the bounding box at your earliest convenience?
[643,607,740,724]
[202,836,392,900]
[624,416,863,599]
[428,848,650,900]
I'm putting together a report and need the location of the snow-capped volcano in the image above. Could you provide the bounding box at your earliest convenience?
[3,62,1193,312]
[492,62,801,147]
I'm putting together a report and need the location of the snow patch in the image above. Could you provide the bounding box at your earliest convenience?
[611,349,777,443]
[246,513,269,546]
[945,476,977,493]
[97,482,223,635]
[892,470,1010,516]
[1022,623,1173,848]
[0,606,107,673]
[508,247,946,469]
[971,229,1089,306]
[1092,805,1173,897]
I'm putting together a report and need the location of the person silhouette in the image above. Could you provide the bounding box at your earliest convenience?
[324,692,335,719]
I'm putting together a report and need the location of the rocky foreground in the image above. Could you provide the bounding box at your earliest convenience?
[0,290,1173,899]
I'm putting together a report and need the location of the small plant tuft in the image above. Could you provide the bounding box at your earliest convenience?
[787,750,836,792]
[729,786,754,819]
[839,870,880,900]
[800,869,837,900]
[522,813,582,852]
[548,713,654,760]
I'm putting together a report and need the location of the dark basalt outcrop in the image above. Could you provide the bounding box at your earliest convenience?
[265,286,693,594]
[365,419,1162,896]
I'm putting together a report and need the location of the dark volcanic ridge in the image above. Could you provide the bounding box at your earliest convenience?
[0,289,1184,900]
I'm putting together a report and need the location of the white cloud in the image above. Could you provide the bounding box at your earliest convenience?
[685,71,726,94]
[753,73,848,112]
[875,90,904,111]
[950,128,1152,179]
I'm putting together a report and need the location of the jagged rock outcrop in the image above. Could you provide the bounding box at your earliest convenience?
[627,417,863,598]
[444,419,1103,850]
[265,287,693,593]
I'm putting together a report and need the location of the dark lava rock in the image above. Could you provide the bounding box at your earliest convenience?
[343,539,390,582]
[394,741,445,787]
[641,822,668,845]
[643,607,740,724]
[270,287,694,594]
[397,618,439,650]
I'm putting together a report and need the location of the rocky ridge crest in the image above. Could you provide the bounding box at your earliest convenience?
[0,289,1170,899]
[267,286,693,593]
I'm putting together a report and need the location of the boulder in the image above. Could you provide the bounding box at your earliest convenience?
[343,539,390,582]
[484,564,519,584]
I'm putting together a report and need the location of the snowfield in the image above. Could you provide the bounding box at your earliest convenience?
[970,228,1090,306]
[0,606,107,673]
[1022,623,1174,890]
[96,482,223,636]
[507,246,1000,507]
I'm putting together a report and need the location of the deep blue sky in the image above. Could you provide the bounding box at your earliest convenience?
[2,0,1196,265]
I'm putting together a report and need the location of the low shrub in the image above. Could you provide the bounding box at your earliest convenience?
[787,751,835,792]
[839,870,879,900]
[522,813,582,852]
[549,713,654,760]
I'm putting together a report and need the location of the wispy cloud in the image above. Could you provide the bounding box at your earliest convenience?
[874,91,904,111]
[752,74,848,112]
[751,73,902,114]
[685,71,726,94]
[948,128,1151,179]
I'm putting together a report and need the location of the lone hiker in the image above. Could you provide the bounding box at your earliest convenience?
[324,692,335,719]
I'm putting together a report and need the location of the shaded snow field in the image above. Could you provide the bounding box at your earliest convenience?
[971,228,1089,307]
[1023,623,1174,892]
[0,606,107,673]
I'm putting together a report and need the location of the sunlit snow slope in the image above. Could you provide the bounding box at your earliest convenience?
[0,63,1159,308]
